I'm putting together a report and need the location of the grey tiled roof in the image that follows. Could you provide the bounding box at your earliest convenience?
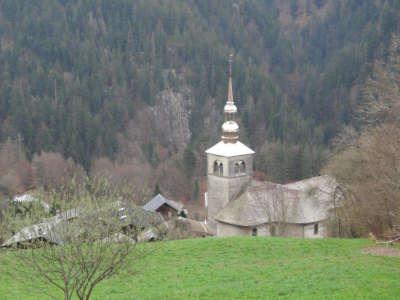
[2,203,163,247]
[2,208,79,246]
[143,194,184,213]
[216,175,337,226]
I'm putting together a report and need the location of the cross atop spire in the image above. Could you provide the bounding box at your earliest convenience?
[229,53,233,77]
[227,53,234,103]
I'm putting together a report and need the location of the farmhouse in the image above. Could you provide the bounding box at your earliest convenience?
[13,193,50,213]
[2,203,163,247]
[2,208,79,247]
[143,193,187,220]
[205,57,340,237]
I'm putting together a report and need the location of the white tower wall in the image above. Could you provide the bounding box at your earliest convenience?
[206,152,253,230]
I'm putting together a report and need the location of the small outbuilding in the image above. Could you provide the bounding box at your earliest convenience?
[143,194,187,220]
[2,202,163,248]
[13,193,50,213]
[2,208,79,247]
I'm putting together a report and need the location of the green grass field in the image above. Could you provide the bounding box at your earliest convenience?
[0,237,399,299]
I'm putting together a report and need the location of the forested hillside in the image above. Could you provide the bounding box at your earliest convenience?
[0,0,399,200]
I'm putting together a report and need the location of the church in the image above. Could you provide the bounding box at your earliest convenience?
[205,57,339,238]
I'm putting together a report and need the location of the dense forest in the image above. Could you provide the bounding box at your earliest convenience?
[0,0,399,201]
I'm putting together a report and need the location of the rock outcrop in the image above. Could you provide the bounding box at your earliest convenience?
[151,86,193,150]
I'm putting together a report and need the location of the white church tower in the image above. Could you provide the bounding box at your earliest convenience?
[205,55,255,231]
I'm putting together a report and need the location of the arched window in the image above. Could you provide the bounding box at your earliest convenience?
[219,163,223,176]
[240,161,246,173]
[234,163,240,174]
[213,161,219,174]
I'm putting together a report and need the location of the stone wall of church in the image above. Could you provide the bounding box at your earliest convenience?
[217,222,252,236]
[216,222,324,238]
[257,224,270,236]
[257,224,304,237]
[283,224,304,237]
[207,174,251,230]
[304,222,326,238]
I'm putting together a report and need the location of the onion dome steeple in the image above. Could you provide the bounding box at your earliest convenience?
[222,54,239,143]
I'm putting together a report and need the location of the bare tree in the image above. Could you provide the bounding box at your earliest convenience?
[0,200,12,244]
[0,138,32,195]
[252,185,289,236]
[325,124,400,236]
[0,143,85,195]
[358,35,400,127]
[324,35,400,237]
[91,157,152,204]
[32,151,86,190]
[4,178,162,300]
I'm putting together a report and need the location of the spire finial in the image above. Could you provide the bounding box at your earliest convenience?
[227,54,234,103]
[229,53,233,78]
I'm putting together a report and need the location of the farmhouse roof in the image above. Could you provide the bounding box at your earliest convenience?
[216,175,337,227]
[117,202,164,228]
[13,193,50,212]
[13,194,37,203]
[2,203,163,247]
[143,194,184,213]
[2,208,79,247]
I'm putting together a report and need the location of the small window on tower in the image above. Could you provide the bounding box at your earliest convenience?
[219,163,223,176]
[213,161,219,174]
[240,161,246,173]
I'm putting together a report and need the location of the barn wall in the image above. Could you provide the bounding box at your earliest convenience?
[157,204,177,220]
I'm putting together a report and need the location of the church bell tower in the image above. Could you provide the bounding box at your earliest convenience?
[205,55,255,231]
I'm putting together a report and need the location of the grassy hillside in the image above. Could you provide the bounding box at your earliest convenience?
[0,237,399,299]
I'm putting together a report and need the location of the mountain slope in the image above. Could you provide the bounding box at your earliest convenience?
[0,0,399,197]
